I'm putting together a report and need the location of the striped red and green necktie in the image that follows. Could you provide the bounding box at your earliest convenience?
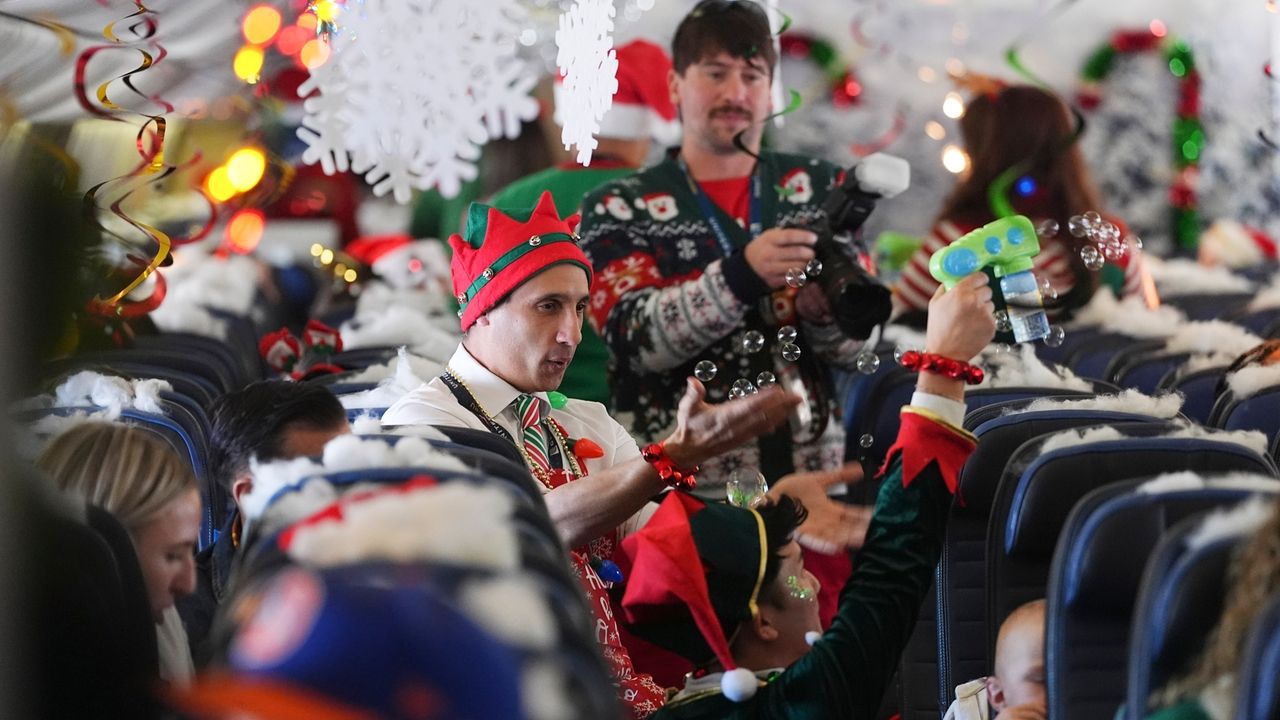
[514,393,552,473]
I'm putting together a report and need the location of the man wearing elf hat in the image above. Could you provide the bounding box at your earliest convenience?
[612,272,996,718]
[577,0,874,631]
[489,38,681,406]
[381,190,808,716]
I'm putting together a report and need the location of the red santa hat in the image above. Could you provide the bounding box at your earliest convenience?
[555,38,681,145]
[345,233,412,266]
[448,191,592,331]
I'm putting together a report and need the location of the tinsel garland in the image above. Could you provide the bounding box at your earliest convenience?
[1077,28,1202,251]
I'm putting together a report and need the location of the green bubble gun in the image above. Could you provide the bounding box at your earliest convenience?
[928,215,1040,290]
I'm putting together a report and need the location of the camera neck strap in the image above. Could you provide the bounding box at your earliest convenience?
[676,155,764,257]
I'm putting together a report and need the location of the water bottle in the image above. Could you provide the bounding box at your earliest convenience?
[999,269,1050,343]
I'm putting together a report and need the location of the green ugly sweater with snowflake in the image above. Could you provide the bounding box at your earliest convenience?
[578,151,867,492]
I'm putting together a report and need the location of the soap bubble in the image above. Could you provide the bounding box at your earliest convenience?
[1095,222,1120,245]
[1068,215,1089,237]
[777,325,798,343]
[1035,219,1059,238]
[1103,243,1124,262]
[1038,275,1058,300]
[1131,235,1144,250]
[855,351,880,375]
[994,309,1012,332]
[859,434,874,448]
[1044,325,1065,347]
[741,330,765,354]
[992,343,1015,355]
[805,258,823,277]
[1080,245,1104,271]
[756,371,777,388]
[727,469,768,508]
[729,378,758,399]
[781,343,802,362]
[785,267,808,288]
[694,360,717,382]
[893,345,908,363]
[1082,210,1102,227]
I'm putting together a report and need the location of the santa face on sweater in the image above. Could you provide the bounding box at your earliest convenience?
[642,192,678,221]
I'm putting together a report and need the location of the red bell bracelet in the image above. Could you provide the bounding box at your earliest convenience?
[898,350,985,385]
[642,442,699,491]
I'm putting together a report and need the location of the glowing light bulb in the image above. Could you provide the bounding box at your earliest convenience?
[226,209,265,254]
[300,39,330,69]
[942,91,965,119]
[205,167,236,202]
[226,148,267,192]
[233,46,265,83]
[242,5,283,45]
[925,121,946,140]
[942,144,969,174]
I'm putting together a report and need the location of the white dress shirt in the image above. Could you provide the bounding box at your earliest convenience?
[382,343,657,536]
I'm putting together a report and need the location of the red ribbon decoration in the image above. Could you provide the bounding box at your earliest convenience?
[850,106,907,157]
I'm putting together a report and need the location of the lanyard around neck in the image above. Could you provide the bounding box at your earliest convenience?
[439,370,565,469]
[677,155,763,257]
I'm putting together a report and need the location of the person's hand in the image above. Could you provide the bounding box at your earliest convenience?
[662,377,802,468]
[744,228,817,289]
[767,462,871,553]
[993,701,1046,720]
[794,282,833,324]
[924,272,996,363]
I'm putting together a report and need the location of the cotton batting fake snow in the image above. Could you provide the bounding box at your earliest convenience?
[1038,425,1127,454]
[241,456,327,522]
[320,434,467,475]
[346,347,444,385]
[50,371,174,419]
[1225,363,1280,399]
[1137,471,1280,497]
[1067,290,1188,338]
[1186,494,1276,550]
[459,576,559,650]
[284,482,520,571]
[976,344,1092,391]
[340,305,460,355]
[1013,389,1183,418]
[340,347,436,410]
[1247,274,1280,311]
[1147,257,1255,297]
[149,302,228,340]
[1039,421,1269,457]
[1163,321,1261,357]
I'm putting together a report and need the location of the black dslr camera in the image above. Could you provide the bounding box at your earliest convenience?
[802,153,910,340]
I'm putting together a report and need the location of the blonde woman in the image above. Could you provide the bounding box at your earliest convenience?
[37,422,201,686]
[1147,499,1280,719]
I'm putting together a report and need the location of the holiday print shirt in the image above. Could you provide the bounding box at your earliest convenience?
[579,151,866,492]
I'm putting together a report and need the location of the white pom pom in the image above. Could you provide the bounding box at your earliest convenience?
[721,667,758,702]
[805,631,822,647]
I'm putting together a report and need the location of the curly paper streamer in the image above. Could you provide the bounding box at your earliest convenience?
[74,1,183,313]
[989,0,1085,219]
[850,106,906,157]
[731,88,803,160]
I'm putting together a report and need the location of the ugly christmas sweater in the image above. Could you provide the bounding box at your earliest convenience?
[578,151,865,492]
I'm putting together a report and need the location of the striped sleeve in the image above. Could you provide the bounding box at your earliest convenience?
[893,221,965,314]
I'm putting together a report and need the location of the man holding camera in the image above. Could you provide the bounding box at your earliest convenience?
[579,0,869,497]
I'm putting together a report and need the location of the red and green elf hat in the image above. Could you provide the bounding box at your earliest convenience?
[448,190,593,331]
[612,491,770,702]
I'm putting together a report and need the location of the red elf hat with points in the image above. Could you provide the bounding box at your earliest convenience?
[612,491,770,702]
[448,191,593,331]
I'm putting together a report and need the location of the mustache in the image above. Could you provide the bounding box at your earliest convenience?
[710,106,752,119]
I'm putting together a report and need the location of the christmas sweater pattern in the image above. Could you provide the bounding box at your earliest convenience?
[579,152,866,488]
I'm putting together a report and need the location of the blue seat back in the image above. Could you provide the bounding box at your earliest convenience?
[1125,512,1254,720]
[928,411,1165,712]
[1161,366,1227,425]
[1236,593,1280,720]
[1049,481,1278,720]
[991,433,1274,658]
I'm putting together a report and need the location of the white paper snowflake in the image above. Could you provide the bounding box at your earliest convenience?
[555,0,617,167]
[297,0,540,203]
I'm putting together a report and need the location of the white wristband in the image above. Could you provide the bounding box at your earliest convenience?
[910,390,966,429]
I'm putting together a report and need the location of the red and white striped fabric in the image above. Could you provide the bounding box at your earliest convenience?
[892,216,1146,317]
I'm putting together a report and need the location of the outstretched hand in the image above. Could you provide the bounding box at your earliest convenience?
[767,462,871,554]
[663,377,802,468]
